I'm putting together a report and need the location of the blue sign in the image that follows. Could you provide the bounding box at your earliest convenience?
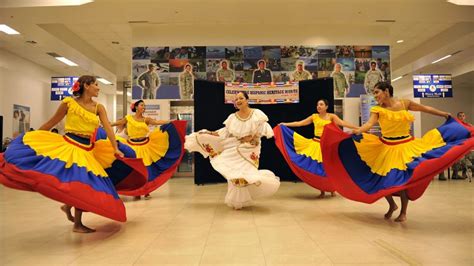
[413,74,452,98]
[51,76,78,101]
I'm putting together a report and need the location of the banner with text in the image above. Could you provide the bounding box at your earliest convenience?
[224,82,299,104]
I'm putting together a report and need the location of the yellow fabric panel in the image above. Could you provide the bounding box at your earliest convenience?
[312,114,331,137]
[355,129,446,176]
[23,131,110,177]
[126,114,150,139]
[63,97,99,136]
[294,132,323,163]
[119,128,169,166]
[92,139,116,169]
[371,106,415,138]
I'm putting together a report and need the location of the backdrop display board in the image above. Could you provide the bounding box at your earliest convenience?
[132,45,390,100]
[51,76,78,101]
[413,74,452,98]
[193,78,334,185]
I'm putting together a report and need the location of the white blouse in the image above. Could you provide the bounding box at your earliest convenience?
[218,109,273,139]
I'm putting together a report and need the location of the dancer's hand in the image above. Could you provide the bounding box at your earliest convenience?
[352,128,362,135]
[444,112,451,119]
[279,122,287,126]
[114,149,124,158]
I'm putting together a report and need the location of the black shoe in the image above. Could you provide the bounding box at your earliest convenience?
[439,177,447,181]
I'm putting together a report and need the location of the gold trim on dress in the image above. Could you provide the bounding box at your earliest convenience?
[235,109,254,122]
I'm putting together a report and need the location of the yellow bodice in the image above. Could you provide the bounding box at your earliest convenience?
[312,114,331,137]
[126,114,149,139]
[371,106,415,138]
[63,97,99,136]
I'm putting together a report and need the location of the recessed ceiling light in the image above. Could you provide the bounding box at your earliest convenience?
[396,40,404,43]
[446,0,474,6]
[432,54,452,64]
[391,76,404,82]
[55,57,78,66]
[0,24,20,35]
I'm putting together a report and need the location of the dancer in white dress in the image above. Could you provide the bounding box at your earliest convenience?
[185,92,280,209]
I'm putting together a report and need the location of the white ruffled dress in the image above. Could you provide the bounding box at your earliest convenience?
[185,109,280,209]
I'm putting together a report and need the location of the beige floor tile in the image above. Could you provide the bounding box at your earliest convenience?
[0,178,472,265]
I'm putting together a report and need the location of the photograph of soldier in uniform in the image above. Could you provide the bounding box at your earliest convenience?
[364,61,385,94]
[252,59,273,83]
[291,60,312,81]
[331,63,349,98]
[216,60,236,82]
[137,63,160,99]
[179,63,194,100]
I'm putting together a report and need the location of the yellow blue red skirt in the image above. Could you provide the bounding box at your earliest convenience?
[0,131,147,222]
[98,121,186,196]
[321,117,474,203]
[274,125,335,192]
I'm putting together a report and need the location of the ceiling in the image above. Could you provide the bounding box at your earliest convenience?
[0,0,473,95]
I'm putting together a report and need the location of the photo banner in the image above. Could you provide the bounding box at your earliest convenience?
[224,82,299,104]
[132,45,390,100]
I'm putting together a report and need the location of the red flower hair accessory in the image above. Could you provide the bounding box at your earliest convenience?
[130,102,135,111]
[72,81,80,92]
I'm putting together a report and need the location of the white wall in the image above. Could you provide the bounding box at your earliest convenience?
[0,49,116,139]
[0,49,58,139]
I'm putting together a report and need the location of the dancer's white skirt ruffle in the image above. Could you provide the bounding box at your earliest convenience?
[185,132,280,208]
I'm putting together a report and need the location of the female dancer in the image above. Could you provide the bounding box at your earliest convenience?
[111,100,186,200]
[275,99,358,198]
[321,82,474,222]
[0,75,143,233]
[185,92,280,209]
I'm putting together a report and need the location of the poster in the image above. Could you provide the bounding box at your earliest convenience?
[413,74,452,98]
[142,99,170,130]
[360,95,381,136]
[12,104,30,137]
[51,76,78,101]
[170,105,194,174]
[131,45,390,100]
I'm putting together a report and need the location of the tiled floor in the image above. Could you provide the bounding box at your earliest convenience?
[0,177,472,265]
